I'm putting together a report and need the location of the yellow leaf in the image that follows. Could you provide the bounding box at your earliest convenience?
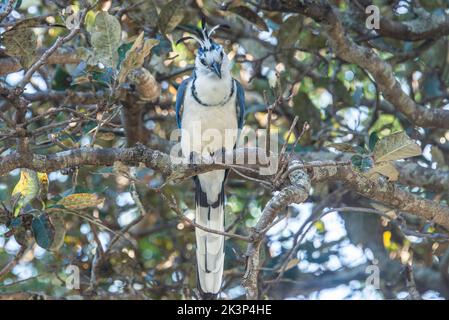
[57,193,104,210]
[12,169,40,216]
[283,131,296,144]
[314,220,325,233]
[365,161,399,181]
[37,172,48,199]
[284,258,299,272]
[383,231,399,251]
[383,231,392,248]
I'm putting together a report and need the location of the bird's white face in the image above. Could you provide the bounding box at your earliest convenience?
[195,42,229,79]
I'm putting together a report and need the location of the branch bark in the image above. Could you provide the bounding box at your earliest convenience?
[356,0,449,41]
[1,145,449,230]
[243,161,311,299]
[262,0,449,129]
[0,0,15,23]
[0,49,80,76]
[310,165,449,230]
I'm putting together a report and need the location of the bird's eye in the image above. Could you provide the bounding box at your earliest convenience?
[220,51,223,59]
[200,57,207,66]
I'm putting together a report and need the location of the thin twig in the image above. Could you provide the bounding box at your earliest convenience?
[0,246,27,280]
[160,192,251,242]
[272,116,299,186]
[404,263,422,300]
[18,9,89,89]
[0,0,15,23]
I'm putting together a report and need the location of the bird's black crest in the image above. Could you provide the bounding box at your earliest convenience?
[175,17,231,48]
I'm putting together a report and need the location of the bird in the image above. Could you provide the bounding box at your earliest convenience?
[175,18,245,299]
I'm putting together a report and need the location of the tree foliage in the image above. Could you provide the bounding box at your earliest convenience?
[1,0,449,300]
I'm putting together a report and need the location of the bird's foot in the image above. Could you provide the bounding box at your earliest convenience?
[188,151,202,165]
[202,153,214,165]
[212,147,228,164]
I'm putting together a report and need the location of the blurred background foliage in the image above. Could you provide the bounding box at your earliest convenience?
[1,0,449,300]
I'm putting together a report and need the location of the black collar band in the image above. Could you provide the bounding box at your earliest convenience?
[191,71,235,107]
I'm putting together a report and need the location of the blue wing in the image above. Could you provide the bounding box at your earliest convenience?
[175,78,191,129]
[234,80,246,129]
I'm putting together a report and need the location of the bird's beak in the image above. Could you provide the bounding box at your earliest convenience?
[211,62,222,79]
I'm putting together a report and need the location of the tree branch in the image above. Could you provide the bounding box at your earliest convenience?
[262,0,449,129]
[0,49,80,77]
[356,0,449,41]
[0,0,15,23]
[18,9,87,89]
[242,161,311,299]
[311,165,449,230]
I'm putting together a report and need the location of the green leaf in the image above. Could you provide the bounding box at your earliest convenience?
[127,0,158,28]
[117,32,159,84]
[152,34,173,56]
[361,157,374,172]
[431,145,446,168]
[422,72,443,100]
[229,5,268,31]
[351,154,363,168]
[278,15,302,47]
[117,42,134,66]
[10,217,22,228]
[368,132,380,152]
[351,155,374,172]
[292,92,321,129]
[32,213,55,250]
[71,61,89,85]
[48,214,66,251]
[71,62,115,86]
[57,193,104,210]
[92,66,115,86]
[89,11,122,69]
[372,131,422,162]
[52,66,72,91]
[2,28,37,68]
[370,114,403,134]
[158,0,184,34]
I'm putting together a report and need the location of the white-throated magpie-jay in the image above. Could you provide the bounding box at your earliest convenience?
[175,19,245,299]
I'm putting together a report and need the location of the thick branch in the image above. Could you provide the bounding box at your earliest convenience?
[242,162,311,299]
[263,0,449,129]
[23,89,108,104]
[1,146,448,231]
[299,151,449,193]
[0,0,15,23]
[311,165,449,230]
[0,49,80,76]
[356,0,449,41]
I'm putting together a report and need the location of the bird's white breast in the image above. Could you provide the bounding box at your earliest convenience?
[181,80,238,158]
